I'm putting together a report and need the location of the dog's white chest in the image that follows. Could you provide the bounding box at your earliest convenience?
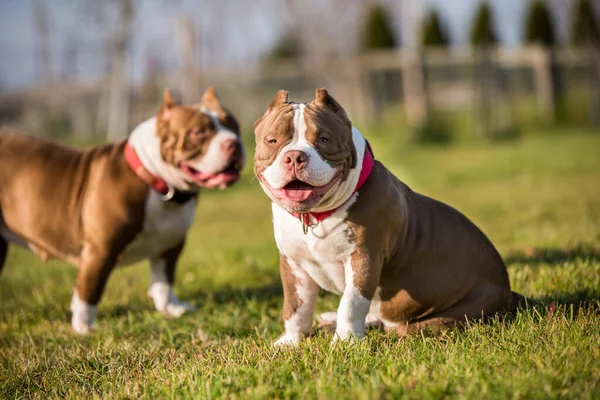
[118,192,196,266]
[272,201,356,295]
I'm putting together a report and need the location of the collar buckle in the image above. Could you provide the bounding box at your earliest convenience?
[299,213,311,235]
[160,186,175,202]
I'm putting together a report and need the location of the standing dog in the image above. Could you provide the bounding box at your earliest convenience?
[254,89,526,345]
[0,87,245,333]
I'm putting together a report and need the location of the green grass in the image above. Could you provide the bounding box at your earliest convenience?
[1,127,600,399]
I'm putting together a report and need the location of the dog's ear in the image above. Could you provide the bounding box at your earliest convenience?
[160,87,175,121]
[253,90,289,132]
[313,88,349,121]
[200,86,224,112]
[269,90,289,110]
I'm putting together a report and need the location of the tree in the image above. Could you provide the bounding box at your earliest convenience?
[267,34,302,60]
[106,0,134,141]
[32,0,53,84]
[470,1,498,46]
[361,3,397,52]
[571,0,600,47]
[524,0,556,46]
[421,9,449,47]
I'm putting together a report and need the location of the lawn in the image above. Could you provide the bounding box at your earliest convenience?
[1,126,599,399]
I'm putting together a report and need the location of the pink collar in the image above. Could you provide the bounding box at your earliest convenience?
[291,141,374,233]
[124,142,171,195]
[124,142,197,203]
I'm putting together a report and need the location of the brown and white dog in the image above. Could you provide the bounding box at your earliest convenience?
[254,89,527,345]
[0,87,244,334]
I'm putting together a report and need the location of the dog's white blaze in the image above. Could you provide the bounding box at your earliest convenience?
[70,290,97,334]
[262,103,338,189]
[186,108,245,174]
[118,191,195,267]
[148,258,193,317]
[335,258,372,340]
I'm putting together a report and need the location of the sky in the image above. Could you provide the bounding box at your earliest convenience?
[0,0,581,91]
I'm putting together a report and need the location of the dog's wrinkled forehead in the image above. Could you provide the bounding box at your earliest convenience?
[254,89,351,139]
[166,106,214,133]
[156,88,225,166]
[253,88,357,174]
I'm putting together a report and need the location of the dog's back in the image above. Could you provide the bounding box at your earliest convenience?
[0,130,131,262]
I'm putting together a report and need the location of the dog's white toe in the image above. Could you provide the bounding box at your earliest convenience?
[70,291,97,334]
[332,328,365,344]
[71,318,94,335]
[273,333,303,347]
[148,282,194,318]
[164,300,195,318]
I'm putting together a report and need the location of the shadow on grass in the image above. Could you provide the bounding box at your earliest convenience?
[505,243,600,266]
[531,289,600,310]
[195,282,284,305]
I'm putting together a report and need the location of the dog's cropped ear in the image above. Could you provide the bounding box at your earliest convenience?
[269,90,289,110]
[200,86,224,112]
[253,90,289,132]
[160,87,176,121]
[313,88,349,122]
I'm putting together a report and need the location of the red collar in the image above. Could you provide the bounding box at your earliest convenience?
[124,142,172,196]
[291,141,374,231]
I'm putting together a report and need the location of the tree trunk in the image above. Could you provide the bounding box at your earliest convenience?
[106,0,133,141]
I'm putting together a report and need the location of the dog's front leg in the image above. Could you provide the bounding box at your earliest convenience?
[334,257,379,342]
[148,242,194,317]
[71,247,116,334]
[274,254,319,347]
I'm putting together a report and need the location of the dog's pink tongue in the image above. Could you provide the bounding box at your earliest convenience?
[282,181,314,202]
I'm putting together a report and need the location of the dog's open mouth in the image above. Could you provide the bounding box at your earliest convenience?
[181,162,241,189]
[262,171,343,205]
[281,180,316,202]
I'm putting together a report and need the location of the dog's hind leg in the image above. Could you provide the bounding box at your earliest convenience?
[148,241,194,318]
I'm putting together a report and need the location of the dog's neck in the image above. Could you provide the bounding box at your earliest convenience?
[309,127,367,214]
[127,117,193,191]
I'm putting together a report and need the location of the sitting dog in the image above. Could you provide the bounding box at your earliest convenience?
[0,87,244,333]
[253,88,527,345]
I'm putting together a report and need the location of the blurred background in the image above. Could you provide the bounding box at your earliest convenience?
[0,0,598,143]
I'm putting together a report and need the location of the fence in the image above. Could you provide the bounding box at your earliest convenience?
[0,46,598,140]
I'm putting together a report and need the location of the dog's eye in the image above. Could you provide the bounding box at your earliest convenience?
[267,138,278,144]
[188,128,204,136]
[318,136,330,143]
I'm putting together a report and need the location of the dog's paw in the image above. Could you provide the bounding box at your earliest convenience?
[332,327,365,344]
[148,282,194,318]
[71,316,95,335]
[273,333,304,347]
[164,300,195,318]
[70,293,97,335]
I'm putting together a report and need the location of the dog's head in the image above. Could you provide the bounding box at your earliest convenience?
[253,88,356,213]
[156,87,245,189]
